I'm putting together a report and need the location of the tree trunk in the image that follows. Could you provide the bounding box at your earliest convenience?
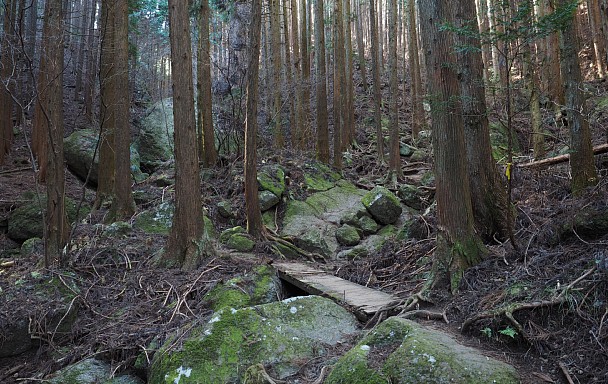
[418,0,487,293]
[587,0,607,78]
[290,0,303,148]
[344,0,355,145]
[95,0,116,209]
[369,0,383,162]
[354,0,368,93]
[164,0,212,270]
[544,0,564,108]
[456,0,511,241]
[558,0,598,193]
[197,0,217,167]
[0,0,15,165]
[300,0,312,149]
[245,0,264,237]
[333,0,346,168]
[111,0,135,221]
[408,0,424,140]
[282,0,296,147]
[270,0,283,147]
[41,0,70,266]
[315,0,329,162]
[387,0,401,177]
[74,0,91,101]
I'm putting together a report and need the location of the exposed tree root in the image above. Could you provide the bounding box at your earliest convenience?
[364,291,448,329]
[462,266,597,337]
[264,231,328,263]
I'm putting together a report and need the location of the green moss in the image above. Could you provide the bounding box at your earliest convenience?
[257,165,286,197]
[335,225,361,246]
[302,163,342,192]
[220,226,246,244]
[325,346,389,384]
[133,202,174,235]
[226,234,255,252]
[204,266,278,312]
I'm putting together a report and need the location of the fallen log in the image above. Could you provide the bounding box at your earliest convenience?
[517,143,608,168]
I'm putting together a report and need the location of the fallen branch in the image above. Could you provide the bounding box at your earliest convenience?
[517,143,608,168]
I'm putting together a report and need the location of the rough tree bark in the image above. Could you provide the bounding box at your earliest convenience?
[315,0,330,163]
[418,0,487,293]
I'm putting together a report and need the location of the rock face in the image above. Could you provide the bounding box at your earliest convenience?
[0,273,79,358]
[257,164,287,198]
[135,99,175,171]
[362,186,403,225]
[336,224,361,246]
[63,129,146,184]
[47,358,143,384]
[7,194,85,242]
[133,202,215,239]
[219,226,255,251]
[149,296,359,384]
[259,190,280,211]
[326,317,519,384]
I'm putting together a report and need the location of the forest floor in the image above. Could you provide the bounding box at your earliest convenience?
[1,78,608,383]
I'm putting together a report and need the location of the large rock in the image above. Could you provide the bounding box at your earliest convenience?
[281,181,367,257]
[149,296,359,383]
[0,273,79,358]
[135,99,175,170]
[362,186,403,225]
[47,358,143,384]
[302,162,342,192]
[326,317,519,384]
[64,129,146,185]
[259,190,280,211]
[257,164,286,198]
[7,194,86,242]
[133,202,215,239]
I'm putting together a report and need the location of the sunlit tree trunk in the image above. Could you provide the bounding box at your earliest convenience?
[544,0,564,108]
[387,0,401,177]
[41,0,70,266]
[245,0,264,237]
[163,0,212,270]
[197,0,217,167]
[558,0,598,193]
[369,0,383,162]
[418,0,487,293]
[587,0,607,78]
[315,0,330,162]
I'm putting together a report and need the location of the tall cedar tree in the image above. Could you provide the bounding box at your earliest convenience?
[0,0,15,165]
[369,0,383,162]
[270,0,283,146]
[111,0,135,220]
[197,0,218,167]
[41,0,70,266]
[558,0,598,193]
[333,0,346,169]
[418,0,487,293]
[407,0,423,140]
[163,0,213,269]
[315,0,329,162]
[455,0,510,240]
[245,0,264,237]
[387,0,402,178]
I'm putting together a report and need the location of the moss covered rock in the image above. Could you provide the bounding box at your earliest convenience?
[64,129,146,184]
[20,237,43,258]
[302,162,342,192]
[47,358,143,384]
[149,296,359,384]
[326,317,519,384]
[7,194,86,242]
[336,224,361,246]
[134,202,215,238]
[257,164,286,198]
[259,190,280,211]
[226,233,256,252]
[362,186,403,225]
[204,265,280,312]
[135,98,175,171]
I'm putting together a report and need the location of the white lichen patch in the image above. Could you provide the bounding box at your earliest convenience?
[360,345,370,351]
[173,366,192,384]
[422,353,436,364]
[290,306,298,314]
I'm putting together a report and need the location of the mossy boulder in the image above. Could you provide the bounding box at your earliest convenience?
[358,215,380,235]
[326,317,519,384]
[362,186,403,225]
[7,194,86,242]
[398,184,428,211]
[281,181,368,257]
[134,202,215,238]
[0,272,80,358]
[302,162,342,192]
[259,190,280,211]
[336,224,361,246]
[217,200,234,219]
[47,358,143,384]
[20,237,44,258]
[226,233,256,251]
[135,98,175,171]
[64,129,146,185]
[203,265,280,312]
[399,143,416,157]
[257,164,286,198]
[149,296,359,384]
[337,245,369,260]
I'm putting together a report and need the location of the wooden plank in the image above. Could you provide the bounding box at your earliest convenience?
[274,262,401,321]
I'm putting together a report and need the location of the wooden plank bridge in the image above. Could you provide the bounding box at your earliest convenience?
[273,261,401,321]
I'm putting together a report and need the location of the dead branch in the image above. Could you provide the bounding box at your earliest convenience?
[558,362,575,384]
[517,143,608,168]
